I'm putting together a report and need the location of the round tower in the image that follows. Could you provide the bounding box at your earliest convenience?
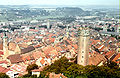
[47,19,50,29]
[77,27,90,66]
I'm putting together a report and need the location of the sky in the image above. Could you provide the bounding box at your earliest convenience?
[0,0,119,6]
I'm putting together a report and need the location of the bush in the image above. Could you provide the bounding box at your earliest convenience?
[0,73,10,78]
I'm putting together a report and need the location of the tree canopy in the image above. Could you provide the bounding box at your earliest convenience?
[0,73,10,78]
[21,57,120,78]
[41,57,120,78]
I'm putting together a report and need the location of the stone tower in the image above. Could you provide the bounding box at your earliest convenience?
[77,27,90,66]
[3,32,9,59]
[66,25,69,38]
[47,19,50,29]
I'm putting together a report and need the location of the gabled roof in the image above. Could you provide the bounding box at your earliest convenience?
[89,53,107,65]
[105,51,115,59]
[112,53,120,63]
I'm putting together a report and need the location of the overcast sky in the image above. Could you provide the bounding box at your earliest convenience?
[0,0,119,6]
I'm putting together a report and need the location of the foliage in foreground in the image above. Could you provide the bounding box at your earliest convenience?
[0,73,10,78]
[21,57,120,78]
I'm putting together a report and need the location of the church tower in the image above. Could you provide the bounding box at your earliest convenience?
[3,32,9,59]
[77,27,90,66]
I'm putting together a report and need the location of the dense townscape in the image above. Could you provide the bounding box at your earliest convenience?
[0,5,119,78]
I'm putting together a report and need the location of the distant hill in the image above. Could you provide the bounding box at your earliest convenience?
[56,7,84,16]
[0,6,90,21]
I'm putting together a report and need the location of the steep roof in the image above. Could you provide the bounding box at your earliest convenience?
[21,46,35,54]
[89,53,107,65]
[0,66,9,73]
[7,54,23,64]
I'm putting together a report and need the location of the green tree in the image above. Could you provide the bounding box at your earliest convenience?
[39,71,49,78]
[65,64,84,78]
[26,64,38,74]
[21,73,31,78]
[104,61,119,69]
[44,56,73,74]
[87,66,110,78]
[37,57,120,78]
[0,73,10,78]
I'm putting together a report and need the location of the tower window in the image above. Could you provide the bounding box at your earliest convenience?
[82,56,84,58]
[82,51,84,53]
[82,39,84,42]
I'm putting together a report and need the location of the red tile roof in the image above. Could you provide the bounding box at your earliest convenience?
[0,51,3,55]
[98,45,105,51]
[49,73,67,78]
[55,46,62,52]
[72,44,78,50]
[50,50,58,55]
[7,54,23,64]
[0,60,8,64]
[67,45,72,50]
[0,43,3,50]
[29,29,39,32]
[0,66,9,73]
[105,51,115,59]
[32,67,44,72]
[42,46,55,55]
[112,53,120,63]
[33,51,43,59]
[40,58,45,65]
[10,64,26,72]
[89,53,107,65]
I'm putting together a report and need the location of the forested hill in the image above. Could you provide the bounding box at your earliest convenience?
[55,7,86,16]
